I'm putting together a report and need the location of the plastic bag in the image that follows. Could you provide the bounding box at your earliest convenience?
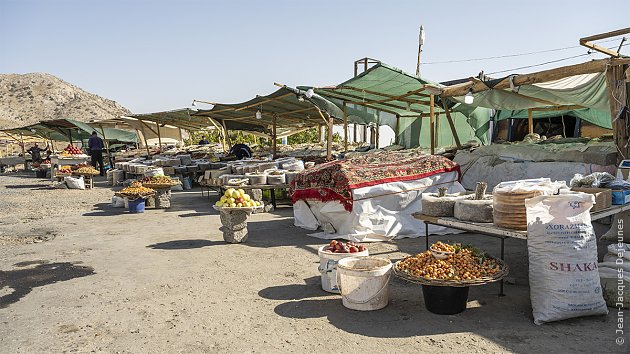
[65,176,85,190]
[569,172,615,188]
[526,193,608,325]
[493,178,568,195]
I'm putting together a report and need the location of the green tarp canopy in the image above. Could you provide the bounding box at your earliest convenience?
[449,72,612,129]
[2,118,138,143]
[299,62,491,148]
[127,109,216,131]
[193,87,347,136]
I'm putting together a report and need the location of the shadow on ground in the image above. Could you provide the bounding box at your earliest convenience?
[0,261,95,308]
[82,203,124,217]
[146,239,224,250]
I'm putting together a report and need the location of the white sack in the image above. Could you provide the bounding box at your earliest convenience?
[65,176,85,190]
[526,193,608,325]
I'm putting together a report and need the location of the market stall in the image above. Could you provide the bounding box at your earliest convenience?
[292,151,463,241]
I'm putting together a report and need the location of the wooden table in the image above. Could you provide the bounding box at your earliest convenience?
[414,204,630,296]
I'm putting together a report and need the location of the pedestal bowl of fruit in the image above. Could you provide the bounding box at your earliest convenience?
[213,188,263,243]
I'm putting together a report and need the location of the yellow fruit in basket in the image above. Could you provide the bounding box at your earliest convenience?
[229,203,236,208]
[237,188,245,196]
[215,201,224,207]
[226,197,235,204]
[236,203,243,207]
[220,196,227,203]
[243,194,251,201]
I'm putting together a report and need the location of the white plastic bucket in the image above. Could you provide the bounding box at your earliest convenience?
[318,245,368,293]
[336,256,392,311]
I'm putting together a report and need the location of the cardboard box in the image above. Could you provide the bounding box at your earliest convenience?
[612,190,630,205]
[618,159,630,180]
[571,187,612,211]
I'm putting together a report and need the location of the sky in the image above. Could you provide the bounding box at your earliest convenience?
[1,0,628,114]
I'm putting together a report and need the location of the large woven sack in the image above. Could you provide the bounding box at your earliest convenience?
[526,192,608,325]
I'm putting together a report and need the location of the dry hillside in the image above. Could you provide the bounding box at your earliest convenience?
[0,73,130,129]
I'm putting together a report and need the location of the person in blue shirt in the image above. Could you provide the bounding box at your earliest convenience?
[88,131,105,176]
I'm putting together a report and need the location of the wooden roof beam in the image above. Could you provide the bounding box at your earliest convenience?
[441,57,630,97]
[580,27,630,57]
[233,92,294,111]
[321,90,429,115]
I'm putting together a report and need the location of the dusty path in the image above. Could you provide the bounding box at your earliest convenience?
[0,173,625,353]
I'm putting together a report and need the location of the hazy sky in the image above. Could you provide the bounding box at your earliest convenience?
[1,0,628,113]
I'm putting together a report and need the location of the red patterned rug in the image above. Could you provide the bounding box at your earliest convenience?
[291,153,460,211]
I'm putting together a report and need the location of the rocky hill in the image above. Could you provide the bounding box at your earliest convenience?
[0,73,130,129]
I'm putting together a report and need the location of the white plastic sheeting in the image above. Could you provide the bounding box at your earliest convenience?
[293,171,464,242]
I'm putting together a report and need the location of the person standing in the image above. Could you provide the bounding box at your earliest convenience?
[88,131,105,176]
[27,143,49,164]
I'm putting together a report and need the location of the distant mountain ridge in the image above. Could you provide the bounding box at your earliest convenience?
[0,72,131,129]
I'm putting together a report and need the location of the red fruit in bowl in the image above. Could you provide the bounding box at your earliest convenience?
[349,246,358,253]
[358,245,366,252]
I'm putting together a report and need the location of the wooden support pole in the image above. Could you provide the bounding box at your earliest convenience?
[435,112,440,148]
[272,115,277,159]
[156,123,162,150]
[19,133,25,157]
[363,124,367,144]
[353,123,358,143]
[429,94,435,155]
[343,102,348,152]
[327,116,333,160]
[99,124,113,169]
[395,115,400,145]
[137,129,150,158]
[222,120,231,147]
[318,124,323,143]
[441,101,462,149]
[605,63,629,162]
[527,109,534,134]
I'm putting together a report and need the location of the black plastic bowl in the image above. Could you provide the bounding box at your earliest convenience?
[422,285,469,315]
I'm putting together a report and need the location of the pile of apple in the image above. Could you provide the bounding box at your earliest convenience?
[215,188,262,208]
[324,240,366,253]
[63,145,83,155]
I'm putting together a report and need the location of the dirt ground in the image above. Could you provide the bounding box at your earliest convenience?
[0,172,626,353]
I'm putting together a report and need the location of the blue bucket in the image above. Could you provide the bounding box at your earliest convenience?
[128,198,146,213]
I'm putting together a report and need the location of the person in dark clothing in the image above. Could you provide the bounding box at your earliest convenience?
[27,143,49,163]
[228,143,252,160]
[88,131,105,176]
[198,138,210,145]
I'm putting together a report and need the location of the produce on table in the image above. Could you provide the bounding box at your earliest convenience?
[323,240,366,253]
[60,145,83,156]
[117,181,156,199]
[214,188,261,208]
[57,168,73,174]
[141,175,177,184]
[397,242,501,281]
[71,163,91,171]
[74,166,100,175]
[41,159,51,164]
[430,241,455,253]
